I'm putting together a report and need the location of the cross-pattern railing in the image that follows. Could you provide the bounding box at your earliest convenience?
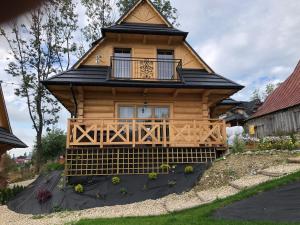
[110,57,182,81]
[67,118,227,148]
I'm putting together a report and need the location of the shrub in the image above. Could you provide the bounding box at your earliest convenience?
[0,185,25,205]
[120,187,127,195]
[112,176,121,185]
[74,184,84,193]
[258,136,298,151]
[184,165,194,174]
[46,162,64,172]
[36,188,52,203]
[231,135,245,153]
[160,164,170,171]
[148,172,158,180]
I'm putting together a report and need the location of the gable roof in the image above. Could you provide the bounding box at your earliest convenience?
[251,60,300,118]
[0,83,27,149]
[102,23,188,38]
[116,0,172,27]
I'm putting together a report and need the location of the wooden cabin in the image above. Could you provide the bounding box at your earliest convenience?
[42,0,243,176]
[246,60,300,138]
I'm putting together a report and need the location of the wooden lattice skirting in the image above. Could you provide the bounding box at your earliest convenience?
[65,147,221,176]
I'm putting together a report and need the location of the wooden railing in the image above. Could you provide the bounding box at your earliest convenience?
[67,118,227,148]
[110,57,182,81]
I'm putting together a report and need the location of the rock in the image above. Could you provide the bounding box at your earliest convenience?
[229,175,271,190]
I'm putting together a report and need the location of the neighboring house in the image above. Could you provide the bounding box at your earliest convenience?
[223,99,262,126]
[0,81,27,185]
[247,61,300,138]
[0,82,27,155]
[42,0,243,176]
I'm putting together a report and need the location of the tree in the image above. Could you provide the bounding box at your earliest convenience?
[0,0,78,171]
[250,88,262,102]
[116,0,179,26]
[81,0,114,43]
[250,83,280,102]
[39,128,66,162]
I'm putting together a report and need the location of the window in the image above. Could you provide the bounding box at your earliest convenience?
[157,50,174,80]
[114,48,131,78]
[118,104,170,119]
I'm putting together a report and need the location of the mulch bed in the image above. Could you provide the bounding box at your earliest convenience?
[214,180,300,222]
[7,164,208,215]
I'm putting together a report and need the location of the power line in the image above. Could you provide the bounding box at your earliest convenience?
[0,81,21,86]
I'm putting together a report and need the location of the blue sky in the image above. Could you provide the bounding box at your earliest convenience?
[0,0,300,156]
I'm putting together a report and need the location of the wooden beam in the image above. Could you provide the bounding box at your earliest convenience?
[168,36,173,45]
[112,88,116,96]
[118,34,121,42]
[172,89,180,97]
[143,88,148,95]
[143,35,147,44]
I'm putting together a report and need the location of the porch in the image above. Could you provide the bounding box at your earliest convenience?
[67,118,227,148]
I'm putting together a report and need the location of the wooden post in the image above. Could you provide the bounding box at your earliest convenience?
[132,119,136,147]
[163,119,167,147]
[66,119,71,148]
[100,120,104,148]
[222,120,227,147]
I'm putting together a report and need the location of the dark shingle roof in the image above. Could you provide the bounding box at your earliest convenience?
[0,127,27,148]
[42,66,244,90]
[102,23,188,39]
[218,98,241,105]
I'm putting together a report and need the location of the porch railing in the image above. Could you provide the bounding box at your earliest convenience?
[110,57,182,81]
[67,118,227,148]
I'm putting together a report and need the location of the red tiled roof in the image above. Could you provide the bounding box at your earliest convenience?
[252,60,300,118]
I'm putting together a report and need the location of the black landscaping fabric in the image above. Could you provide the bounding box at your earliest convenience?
[214,180,300,222]
[8,164,208,215]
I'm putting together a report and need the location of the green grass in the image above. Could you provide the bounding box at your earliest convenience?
[74,172,300,225]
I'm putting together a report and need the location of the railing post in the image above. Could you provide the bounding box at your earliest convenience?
[66,119,71,148]
[100,120,104,148]
[193,120,197,146]
[163,119,167,147]
[132,119,136,147]
[222,120,227,147]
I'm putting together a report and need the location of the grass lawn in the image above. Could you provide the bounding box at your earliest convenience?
[74,172,300,225]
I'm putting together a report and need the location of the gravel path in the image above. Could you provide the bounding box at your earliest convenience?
[2,156,300,225]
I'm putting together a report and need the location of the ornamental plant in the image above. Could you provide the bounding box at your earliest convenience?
[36,188,52,203]
[112,176,121,185]
[184,165,194,174]
[148,172,158,180]
[74,184,84,193]
[257,136,298,151]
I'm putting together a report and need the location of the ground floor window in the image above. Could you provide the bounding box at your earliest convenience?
[118,104,170,119]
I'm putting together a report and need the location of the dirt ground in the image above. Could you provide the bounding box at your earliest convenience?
[195,150,299,191]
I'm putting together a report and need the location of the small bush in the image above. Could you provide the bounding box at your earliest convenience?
[184,165,194,174]
[36,188,52,203]
[120,187,127,195]
[74,184,84,193]
[148,172,158,180]
[231,135,245,153]
[0,185,25,204]
[112,176,120,185]
[160,164,170,171]
[46,162,64,172]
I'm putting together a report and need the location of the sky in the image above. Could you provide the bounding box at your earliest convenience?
[0,0,299,156]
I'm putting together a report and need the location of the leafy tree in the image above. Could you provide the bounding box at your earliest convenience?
[116,0,179,26]
[0,0,78,171]
[81,0,115,43]
[251,83,280,102]
[39,129,66,162]
[250,88,262,102]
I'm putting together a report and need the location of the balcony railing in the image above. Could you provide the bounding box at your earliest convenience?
[110,57,182,81]
[67,118,227,148]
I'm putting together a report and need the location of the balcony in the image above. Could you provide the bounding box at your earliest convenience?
[110,57,182,81]
[67,118,227,148]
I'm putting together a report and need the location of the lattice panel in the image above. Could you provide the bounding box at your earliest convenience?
[65,147,217,176]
